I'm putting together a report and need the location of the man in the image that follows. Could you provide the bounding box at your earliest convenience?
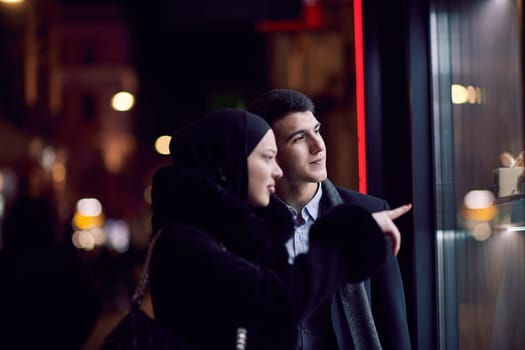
[247,89,411,350]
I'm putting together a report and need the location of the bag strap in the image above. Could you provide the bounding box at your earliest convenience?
[131,228,164,308]
[130,226,249,349]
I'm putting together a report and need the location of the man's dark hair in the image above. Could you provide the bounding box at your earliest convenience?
[247,89,315,125]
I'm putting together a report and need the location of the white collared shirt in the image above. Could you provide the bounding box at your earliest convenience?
[284,184,323,264]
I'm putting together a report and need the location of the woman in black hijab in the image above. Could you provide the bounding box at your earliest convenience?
[149,109,388,349]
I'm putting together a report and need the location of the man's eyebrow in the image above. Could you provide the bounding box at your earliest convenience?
[285,123,321,141]
[286,129,305,141]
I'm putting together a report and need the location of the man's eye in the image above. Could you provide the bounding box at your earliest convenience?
[293,135,304,143]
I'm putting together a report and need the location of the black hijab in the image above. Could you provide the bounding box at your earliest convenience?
[169,109,271,202]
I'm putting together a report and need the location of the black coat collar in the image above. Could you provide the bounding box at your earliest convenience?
[151,165,293,263]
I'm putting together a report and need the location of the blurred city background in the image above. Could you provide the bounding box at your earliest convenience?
[0,0,364,348]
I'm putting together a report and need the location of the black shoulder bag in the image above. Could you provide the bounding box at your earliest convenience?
[101,229,191,350]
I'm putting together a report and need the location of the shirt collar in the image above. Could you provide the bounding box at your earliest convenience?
[285,183,323,222]
[303,183,323,221]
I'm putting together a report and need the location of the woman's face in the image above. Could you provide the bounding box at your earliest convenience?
[247,130,283,207]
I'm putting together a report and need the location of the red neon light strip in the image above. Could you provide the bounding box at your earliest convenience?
[353,0,367,193]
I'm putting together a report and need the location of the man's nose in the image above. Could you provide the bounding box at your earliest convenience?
[309,135,324,154]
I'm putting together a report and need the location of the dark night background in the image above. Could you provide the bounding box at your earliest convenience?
[63,0,303,141]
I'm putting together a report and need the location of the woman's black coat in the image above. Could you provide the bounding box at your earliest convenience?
[149,165,387,350]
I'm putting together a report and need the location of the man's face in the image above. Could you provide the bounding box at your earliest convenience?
[272,111,327,185]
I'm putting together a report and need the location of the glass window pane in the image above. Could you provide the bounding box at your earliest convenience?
[431,0,525,349]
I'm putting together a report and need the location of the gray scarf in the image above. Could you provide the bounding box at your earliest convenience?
[322,180,382,350]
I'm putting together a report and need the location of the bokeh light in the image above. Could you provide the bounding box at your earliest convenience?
[77,198,102,217]
[462,190,497,222]
[451,84,468,104]
[471,222,492,241]
[52,163,66,184]
[105,219,130,253]
[73,198,105,232]
[451,84,484,104]
[155,135,171,155]
[464,190,495,209]
[111,91,135,111]
[41,146,55,170]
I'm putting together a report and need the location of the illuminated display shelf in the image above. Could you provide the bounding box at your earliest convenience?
[494,194,525,228]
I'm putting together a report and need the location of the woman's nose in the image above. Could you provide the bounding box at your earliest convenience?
[272,161,283,179]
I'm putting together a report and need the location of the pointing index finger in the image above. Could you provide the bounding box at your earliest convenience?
[387,203,412,220]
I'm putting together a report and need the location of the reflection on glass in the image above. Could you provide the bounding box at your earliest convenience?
[431,0,525,348]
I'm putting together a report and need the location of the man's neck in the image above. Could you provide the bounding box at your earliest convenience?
[276,181,319,213]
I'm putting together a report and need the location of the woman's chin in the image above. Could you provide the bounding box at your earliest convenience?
[248,196,270,208]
